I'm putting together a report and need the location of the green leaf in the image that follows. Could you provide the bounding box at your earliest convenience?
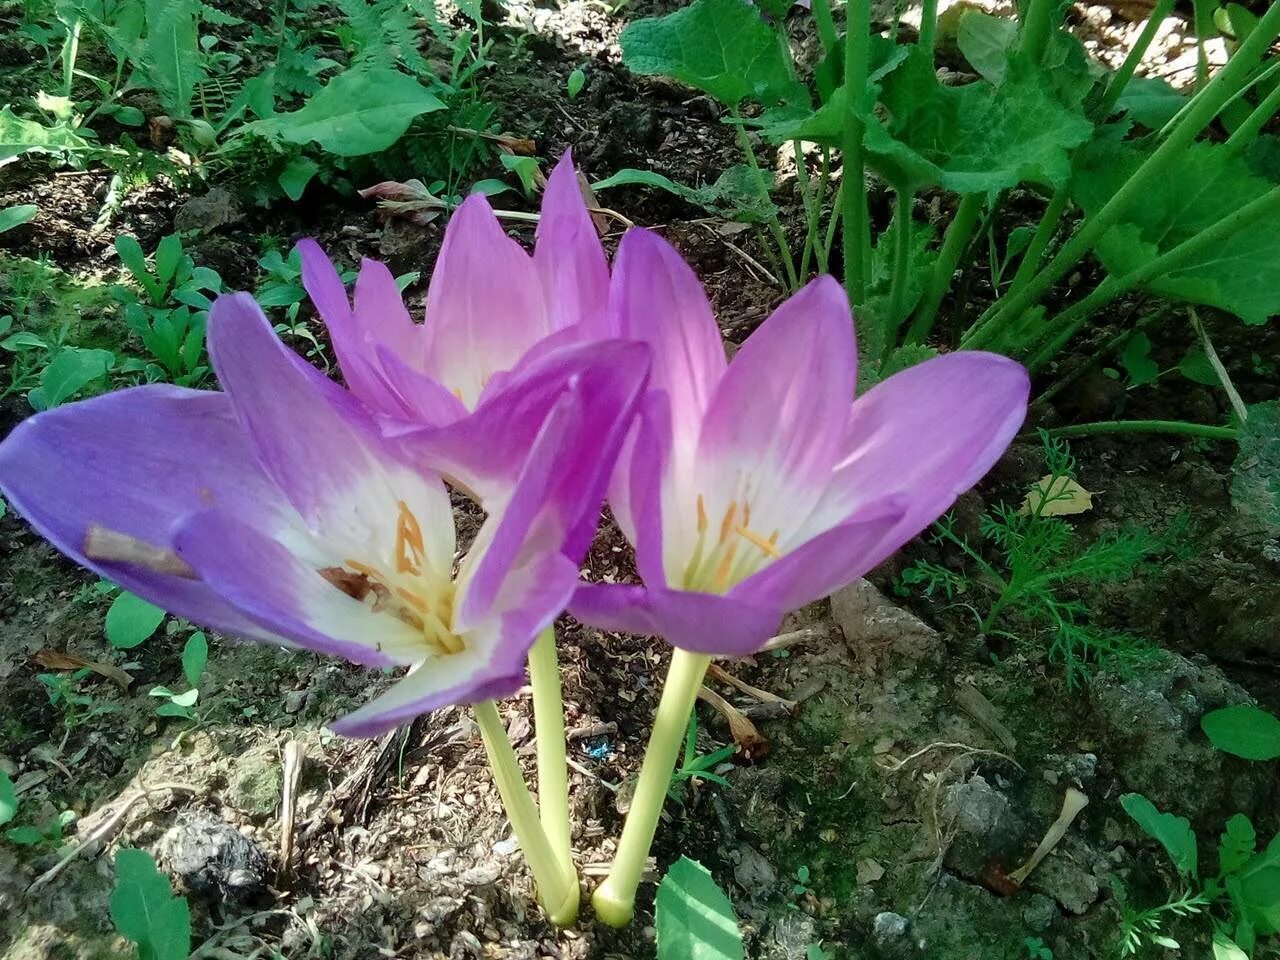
[500,154,540,197]
[153,234,183,288]
[32,347,115,409]
[168,688,199,707]
[953,11,1094,103]
[0,770,17,827]
[105,592,167,649]
[1071,140,1280,326]
[593,165,773,223]
[110,848,191,960]
[182,632,207,688]
[1178,346,1218,385]
[862,49,1093,192]
[155,702,195,718]
[248,66,446,157]
[1221,814,1258,875]
[567,66,586,99]
[1214,933,1250,960]
[0,204,38,233]
[6,825,45,845]
[1231,400,1280,533]
[620,0,803,107]
[0,106,93,167]
[114,235,152,287]
[1120,332,1159,388]
[1121,793,1198,879]
[655,857,745,960]
[1232,833,1280,934]
[278,155,319,201]
[857,212,937,367]
[141,0,204,116]
[1202,704,1280,760]
[1113,76,1187,128]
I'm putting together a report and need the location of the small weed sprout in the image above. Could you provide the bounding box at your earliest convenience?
[666,714,735,803]
[38,668,117,750]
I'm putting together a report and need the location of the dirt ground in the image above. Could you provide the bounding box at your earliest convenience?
[2,0,1279,958]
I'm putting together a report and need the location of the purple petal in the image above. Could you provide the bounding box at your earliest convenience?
[534,149,610,336]
[800,351,1030,540]
[374,345,470,427]
[695,275,857,541]
[421,194,552,408]
[332,551,579,737]
[609,229,726,441]
[570,582,783,656]
[610,390,672,586]
[173,509,408,668]
[0,385,292,641]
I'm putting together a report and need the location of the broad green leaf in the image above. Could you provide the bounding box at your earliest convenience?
[1214,933,1249,960]
[0,204,37,233]
[105,592,166,649]
[862,49,1092,192]
[1233,833,1280,934]
[1113,76,1187,128]
[248,66,445,157]
[32,347,115,409]
[153,234,183,288]
[1120,333,1159,388]
[0,770,17,826]
[169,689,199,707]
[1178,346,1218,385]
[655,857,745,960]
[278,155,319,201]
[0,106,92,167]
[1221,814,1258,875]
[857,212,937,368]
[6,826,44,845]
[567,66,586,99]
[1121,793,1198,879]
[1231,401,1280,532]
[110,848,191,960]
[141,0,204,116]
[594,165,773,223]
[1202,704,1280,760]
[114,235,153,289]
[182,632,207,687]
[620,0,803,107]
[1071,140,1280,326]
[953,11,1094,103]
[500,153,539,197]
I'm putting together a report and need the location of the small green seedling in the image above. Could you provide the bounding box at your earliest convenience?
[1022,937,1053,959]
[105,587,167,650]
[6,808,76,851]
[566,66,587,99]
[792,864,812,897]
[111,848,191,960]
[149,632,208,723]
[39,668,117,743]
[667,714,736,802]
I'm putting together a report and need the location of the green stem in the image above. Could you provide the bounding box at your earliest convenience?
[963,0,1280,350]
[1224,71,1280,154]
[823,177,843,265]
[732,112,798,290]
[1005,187,1069,300]
[795,139,819,280]
[1045,420,1238,441]
[591,649,712,928]
[918,0,940,61]
[884,188,914,360]
[1097,0,1176,116]
[842,0,871,306]
[528,625,576,899]
[1017,0,1056,66]
[474,701,578,926]
[811,0,838,53]
[907,192,983,344]
[1025,184,1280,369]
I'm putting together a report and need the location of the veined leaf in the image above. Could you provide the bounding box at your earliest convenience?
[0,106,92,167]
[620,0,804,108]
[0,204,37,233]
[1202,704,1280,761]
[248,66,445,156]
[110,849,191,960]
[594,166,773,223]
[655,857,745,960]
[142,0,204,117]
[1121,793,1199,879]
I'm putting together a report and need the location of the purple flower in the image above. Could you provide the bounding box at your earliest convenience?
[0,293,647,737]
[297,150,609,426]
[571,229,1030,655]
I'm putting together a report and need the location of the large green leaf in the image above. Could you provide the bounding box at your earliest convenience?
[1072,140,1280,325]
[141,0,203,116]
[30,347,115,410]
[1202,704,1280,761]
[0,106,92,167]
[1232,401,1280,532]
[954,10,1095,105]
[863,49,1092,192]
[105,591,167,650]
[110,849,191,960]
[620,0,803,107]
[1121,793,1199,879]
[249,66,445,157]
[1230,832,1280,935]
[655,857,745,960]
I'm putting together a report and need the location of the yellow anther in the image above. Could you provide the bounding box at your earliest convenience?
[696,494,708,534]
[735,525,781,558]
[395,500,426,575]
[713,541,740,592]
[718,501,738,545]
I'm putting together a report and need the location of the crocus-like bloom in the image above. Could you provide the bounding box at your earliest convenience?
[0,294,647,736]
[571,229,1030,655]
[297,150,609,429]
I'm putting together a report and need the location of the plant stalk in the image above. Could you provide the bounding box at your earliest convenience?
[474,700,578,926]
[1046,420,1238,440]
[1005,188,1070,300]
[908,192,983,343]
[1224,77,1280,154]
[591,649,713,928]
[1097,0,1177,116]
[963,0,1280,350]
[811,0,838,53]
[842,0,872,306]
[918,0,940,61]
[528,625,575,889]
[1017,0,1056,66]
[732,112,798,290]
[884,188,915,359]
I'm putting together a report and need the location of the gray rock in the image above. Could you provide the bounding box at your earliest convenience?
[159,809,268,901]
[733,845,777,899]
[944,775,1011,840]
[1021,893,1058,931]
[1028,848,1101,915]
[832,580,939,666]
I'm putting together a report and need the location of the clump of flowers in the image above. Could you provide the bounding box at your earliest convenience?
[0,152,1027,930]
